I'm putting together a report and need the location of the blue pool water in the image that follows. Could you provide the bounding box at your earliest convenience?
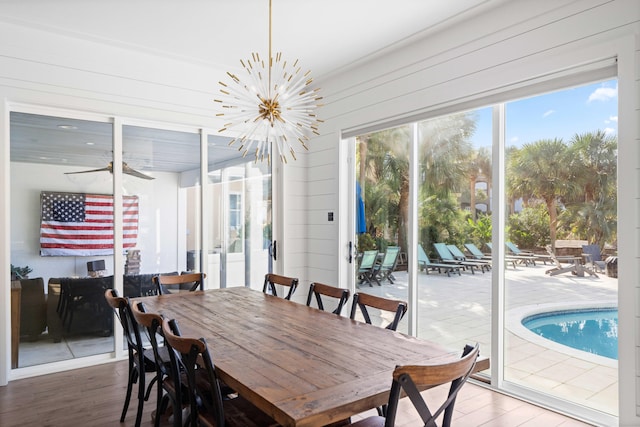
[522,308,618,360]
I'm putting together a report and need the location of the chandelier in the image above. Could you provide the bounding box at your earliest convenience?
[215,0,323,164]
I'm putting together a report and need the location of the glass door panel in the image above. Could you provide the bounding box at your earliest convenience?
[10,111,115,367]
[122,125,201,292]
[354,124,410,334]
[503,80,618,416]
[414,109,492,365]
[207,135,272,289]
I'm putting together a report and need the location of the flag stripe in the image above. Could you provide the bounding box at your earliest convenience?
[40,191,139,256]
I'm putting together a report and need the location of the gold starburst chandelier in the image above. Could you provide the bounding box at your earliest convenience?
[215,0,323,164]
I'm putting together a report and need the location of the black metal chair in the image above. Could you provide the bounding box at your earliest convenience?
[348,343,480,427]
[161,318,279,427]
[62,276,113,334]
[104,289,159,427]
[306,282,350,315]
[349,292,407,331]
[153,272,205,295]
[130,301,173,427]
[262,273,298,300]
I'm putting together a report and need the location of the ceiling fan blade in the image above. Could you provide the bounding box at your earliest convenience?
[65,167,111,175]
[123,163,155,180]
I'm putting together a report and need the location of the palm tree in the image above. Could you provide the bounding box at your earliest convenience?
[468,147,492,219]
[565,130,617,248]
[507,138,578,250]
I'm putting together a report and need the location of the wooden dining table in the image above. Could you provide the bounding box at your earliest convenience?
[135,287,489,427]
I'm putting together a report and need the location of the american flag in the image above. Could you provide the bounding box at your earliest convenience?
[40,191,138,256]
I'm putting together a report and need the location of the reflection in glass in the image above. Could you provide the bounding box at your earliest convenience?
[10,112,115,367]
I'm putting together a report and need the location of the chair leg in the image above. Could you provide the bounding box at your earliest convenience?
[135,366,145,427]
[120,357,136,422]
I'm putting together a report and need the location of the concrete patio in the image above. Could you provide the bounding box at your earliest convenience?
[353,260,618,419]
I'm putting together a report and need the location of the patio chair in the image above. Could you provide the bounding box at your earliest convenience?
[544,245,598,277]
[433,243,488,274]
[465,243,517,269]
[446,244,491,270]
[582,244,606,273]
[417,245,461,277]
[373,246,400,284]
[358,250,380,286]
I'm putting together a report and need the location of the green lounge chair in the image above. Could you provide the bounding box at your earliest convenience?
[505,241,550,265]
[417,245,461,277]
[433,243,488,274]
[465,243,517,269]
[487,242,536,266]
[446,244,491,270]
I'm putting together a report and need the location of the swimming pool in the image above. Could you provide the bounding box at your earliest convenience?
[522,308,618,360]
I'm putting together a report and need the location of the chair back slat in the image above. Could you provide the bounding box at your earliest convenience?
[263,273,299,300]
[153,272,205,295]
[350,292,407,331]
[306,282,350,315]
[384,343,480,427]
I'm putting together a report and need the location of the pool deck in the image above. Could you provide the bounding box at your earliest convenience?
[351,261,618,420]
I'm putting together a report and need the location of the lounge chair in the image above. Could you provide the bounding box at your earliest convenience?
[433,243,488,274]
[417,245,461,277]
[465,243,517,269]
[544,245,598,277]
[582,244,606,273]
[505,241,550,265]
[446,244,491,270]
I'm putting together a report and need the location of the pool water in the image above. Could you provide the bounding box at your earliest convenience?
[522,309,618,360]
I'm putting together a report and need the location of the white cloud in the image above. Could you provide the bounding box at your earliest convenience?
[604,127,616,135]
[588,85,618,102]
[609,115,618,122]
[542,109,555,118]
[510,136,519,143]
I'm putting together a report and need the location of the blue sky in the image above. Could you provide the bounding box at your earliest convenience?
[470,79,618,148]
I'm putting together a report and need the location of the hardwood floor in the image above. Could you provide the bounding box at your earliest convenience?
[0,360,593,426]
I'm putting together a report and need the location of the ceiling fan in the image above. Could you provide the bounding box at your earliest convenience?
[65,161,155,180]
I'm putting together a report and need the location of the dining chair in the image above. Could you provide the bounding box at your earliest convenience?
[161,318,279,427]
[130,301,172,427]
[348,343,480,427]
[61,276,113,333]
[349,292,407,331]
[153,272,205,295]
[104,289,159,427]
[306,282,350,315]
[262,273,299,300]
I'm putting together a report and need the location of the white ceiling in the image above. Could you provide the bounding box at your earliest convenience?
[0,0,506,79]
[3,0,508,173]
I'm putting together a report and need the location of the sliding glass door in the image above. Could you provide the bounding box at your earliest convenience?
[350,78,618,423]
[206,135,273,290]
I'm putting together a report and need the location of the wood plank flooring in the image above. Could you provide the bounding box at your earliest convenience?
[0,360,593,426]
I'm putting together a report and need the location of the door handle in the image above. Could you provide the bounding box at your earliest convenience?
[348,241,353,264]
[272,240,277,261]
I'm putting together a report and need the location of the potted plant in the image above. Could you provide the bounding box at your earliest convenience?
[10,264,33,281]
